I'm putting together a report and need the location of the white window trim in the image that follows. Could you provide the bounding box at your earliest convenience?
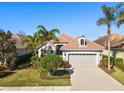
[78,37,85,47]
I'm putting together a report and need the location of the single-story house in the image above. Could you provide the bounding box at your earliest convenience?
[61,36,103,66]
[95,33,124,60]
[38,34,104,66]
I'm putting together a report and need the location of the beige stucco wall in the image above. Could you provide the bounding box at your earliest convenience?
[102,49,124,61]
[101,49,113,56]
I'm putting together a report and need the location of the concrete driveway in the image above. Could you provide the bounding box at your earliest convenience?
[70,65,124,91]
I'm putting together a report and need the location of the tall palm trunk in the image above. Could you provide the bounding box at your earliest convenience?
[108,36,111,70]
[107,23,111,70]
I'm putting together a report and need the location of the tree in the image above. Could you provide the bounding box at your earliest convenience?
[37,25,60,54]
[96,3,124,70]
[0,29,17,67]
[23,32,43,56]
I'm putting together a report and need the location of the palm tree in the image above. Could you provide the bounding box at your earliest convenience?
[97,3,124,70]
[23,32,43,56]
[37,25,60,54]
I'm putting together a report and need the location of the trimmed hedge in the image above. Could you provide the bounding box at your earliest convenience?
[114,58,123,65]
[102,55,124,71]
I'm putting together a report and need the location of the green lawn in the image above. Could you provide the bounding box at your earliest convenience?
[0,69,71,86]
[111,67,124,85]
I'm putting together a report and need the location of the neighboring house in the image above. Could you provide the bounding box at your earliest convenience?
[95,33,124,60]
[11,33,29,56]
[38,34,73,57]
[38,34,103,66]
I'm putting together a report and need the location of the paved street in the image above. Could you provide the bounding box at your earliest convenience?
[0,86,71,91]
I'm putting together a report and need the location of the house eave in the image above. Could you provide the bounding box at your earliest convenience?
[61,48,103,52]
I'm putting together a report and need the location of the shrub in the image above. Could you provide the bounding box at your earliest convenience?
[9,57,18,70]
[37,66,48,79]
[98,59,105,67]
[117,64,124,71]
[102,55,124,71]
[102,55,114,66]
[38,54,64,76]
[0,64,5,71]
[114,58,123,65]
[0,72,5,78]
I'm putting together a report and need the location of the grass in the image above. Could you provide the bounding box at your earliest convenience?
[111,67,124,85]
[0,69,71,86]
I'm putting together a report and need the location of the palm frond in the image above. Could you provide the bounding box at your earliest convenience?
[38,29,47,37]
[37,25,47,32]
[114,3,124,12]
[48,32,58,41]
[97,18,108,26]
[34,35,44,46]
[50,29,60,34]
[102,5,109,15]
[102,5,115,21]
[25,43,34,52]
[22,35,33,45]
[116,11,124,27]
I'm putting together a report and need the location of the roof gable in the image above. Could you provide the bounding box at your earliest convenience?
[61,37,103,50]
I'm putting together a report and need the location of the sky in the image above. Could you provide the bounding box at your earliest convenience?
[0,2,124,40]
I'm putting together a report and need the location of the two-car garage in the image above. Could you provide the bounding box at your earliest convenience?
[69,53,97,66]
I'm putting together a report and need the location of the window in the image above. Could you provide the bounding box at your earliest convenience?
[80,39,84,45]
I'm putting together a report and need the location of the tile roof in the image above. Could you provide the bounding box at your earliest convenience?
[95,33,124,48]
[49,34,73,44]
[11,33,26,49]
[57,34,74,42]
[61,36,104,50]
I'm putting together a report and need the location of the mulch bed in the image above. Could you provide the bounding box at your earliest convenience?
[99,65,115,74]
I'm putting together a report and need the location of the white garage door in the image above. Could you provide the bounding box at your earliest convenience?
[69,54,97,66]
